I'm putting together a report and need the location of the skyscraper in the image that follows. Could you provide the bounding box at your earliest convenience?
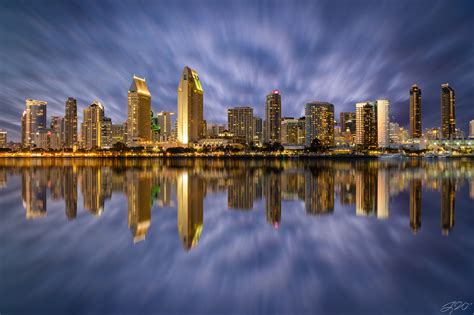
[441,83,456,140]
[376,99,390,148]
[355,102,377,149]
[253,117,263,144]
[128,76,152,146]
[409,84,422,138]
[470,120,474,139]
[82,100,104,150]
[156,111,175,142]
[228,106,254,144]
[64,97,77,149]
[264,90,282,144]
[22,99,47,148]
[177,66,204,144]
[305,102,334,147]
[100,117,112,149]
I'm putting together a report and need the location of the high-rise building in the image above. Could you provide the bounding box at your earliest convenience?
[469,120,474,139]
[128,76,152,147]
[100,117,112,149]
[355,102,377,149]
[305,102,334,147]
[253,117,263,144]
[0,130,7,148]
[156,111,175,142]
[64,97,77,148]
[264,90,282,144]
[340,112,356,134]
[376,99,390,148]
[228,106,254,144]
[409,84,422,138]
[177,66,204,144]
[82,101,104,150]
[22,99,47,148]
[49,116,63,151]
[441,83,456,140]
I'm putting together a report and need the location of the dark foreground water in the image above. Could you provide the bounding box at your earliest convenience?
[1,158,473,315]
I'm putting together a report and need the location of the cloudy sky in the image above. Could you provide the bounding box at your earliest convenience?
[1,0,473,141]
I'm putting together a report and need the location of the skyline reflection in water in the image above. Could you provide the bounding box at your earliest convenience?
[1,158,474,314]
[2,158,473,246]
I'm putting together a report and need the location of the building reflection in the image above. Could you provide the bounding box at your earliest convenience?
[6,158,474,247]
[177,171,204,250]
[127,170,152,243]
[409,179,422,233]
[441,178,455,235]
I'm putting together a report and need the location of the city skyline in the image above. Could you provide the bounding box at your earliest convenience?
[1,0,474,141]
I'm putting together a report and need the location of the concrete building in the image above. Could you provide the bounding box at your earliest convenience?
[0,130,7,148]
[228,106,254,144]
[264,90,282,144]
[356,102,377,149]
[82,101,104,150]
[156,111,175,142]
[177,66,204,144]
[22,99,47,148]
[64,97,78,148]
[128,76,152,147]
[469,120,474,139]
[305,102,334,147]
[281,117,305,145]
[377,99,390,148]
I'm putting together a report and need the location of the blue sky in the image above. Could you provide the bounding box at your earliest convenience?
[1,0,473,140]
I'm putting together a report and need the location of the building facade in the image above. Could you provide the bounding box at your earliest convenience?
[64,97,78,149]
[177,67,204,144]
[441,83,456,139]
[409,84,422,138]
[305,102,334,147]
[469,120,474,139]
[82,101,104,150]
[376,99,390,148]
[0,130,7,148]
[156,111,175,142]
[128,76,152,147]
[22,99,47,148]
[340,112,356,134]
[281,117,305,145]
[228,106,254,144]
[356,102,377,149]
[264,90,282,144]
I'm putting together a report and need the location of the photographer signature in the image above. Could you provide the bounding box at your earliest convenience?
[440,301,473,314]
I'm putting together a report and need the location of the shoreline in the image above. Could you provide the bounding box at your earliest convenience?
[0,153,473,159]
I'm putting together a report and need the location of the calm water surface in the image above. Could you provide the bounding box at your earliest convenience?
[1,158,474,314]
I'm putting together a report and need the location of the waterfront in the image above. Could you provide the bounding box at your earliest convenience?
[1,158,474,314]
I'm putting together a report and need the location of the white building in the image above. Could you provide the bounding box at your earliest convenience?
[376,99,390,148]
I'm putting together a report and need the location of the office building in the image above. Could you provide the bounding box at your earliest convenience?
[264,90,282,144]
[409,84,422,138]
[469,120,474,139]
[228,106,254,144]
[111,123,126,145]
[305,102,334,147]
[64,97,78,148]
[377,99,390,148]
[177,66,204,144]
[100,117,112,149]
[441,83,456,139]
[253,117,263,144]
[281,117,305,145]
[128,76,152,146]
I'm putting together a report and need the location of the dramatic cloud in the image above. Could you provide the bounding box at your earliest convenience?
[1,0,473,140]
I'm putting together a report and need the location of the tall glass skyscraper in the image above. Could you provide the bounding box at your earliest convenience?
[22,99,47,148]
[264,90,282,144]
[409,84,422,138]
[64,97,78,149]
[441,83,456,139]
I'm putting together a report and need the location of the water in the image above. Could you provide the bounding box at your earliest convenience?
[1,158,473,314]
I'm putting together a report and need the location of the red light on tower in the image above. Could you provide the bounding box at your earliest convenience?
[272,89,280,95]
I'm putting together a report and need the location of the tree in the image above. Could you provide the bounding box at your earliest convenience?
[309,138,326,153]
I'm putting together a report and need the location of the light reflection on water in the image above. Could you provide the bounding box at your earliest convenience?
[1,158,473,314]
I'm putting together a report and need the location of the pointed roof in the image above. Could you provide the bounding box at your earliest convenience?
[129,75,151,96]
